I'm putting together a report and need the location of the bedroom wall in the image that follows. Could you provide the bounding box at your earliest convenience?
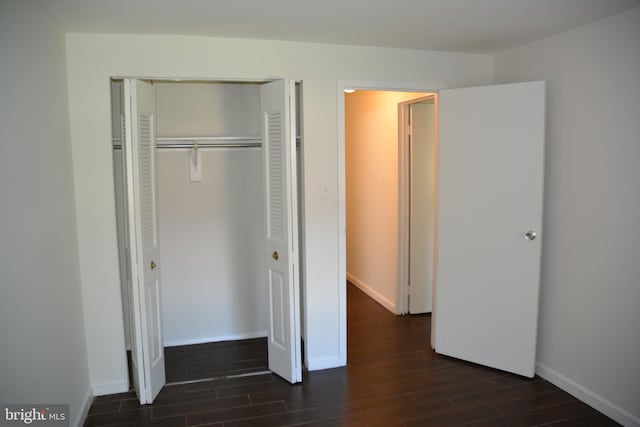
[153,82,267,346]
[65,32,492,392]
[0,1,91,425]
[157,149,266,345]
[494,6,640,426]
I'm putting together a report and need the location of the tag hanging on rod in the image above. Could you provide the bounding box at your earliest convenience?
[189,141,202,182]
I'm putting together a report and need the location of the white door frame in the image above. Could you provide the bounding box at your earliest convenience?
[397,95,436,315]
[112,75,306,388]
[337,80,446,363]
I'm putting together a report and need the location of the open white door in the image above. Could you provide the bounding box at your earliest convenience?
[261,80,302,384]
[123,79,166,403]
[433,81,545,378]
[409,101,436,314]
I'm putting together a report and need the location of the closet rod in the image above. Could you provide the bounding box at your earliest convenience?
[155,136,261,149]
[114,143,306,150]
[155,136,301,142]
[112,137,301,150]
[157,142,261,149]
[156,136,260,142]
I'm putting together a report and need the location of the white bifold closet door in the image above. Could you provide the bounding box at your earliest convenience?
[433,81,545,378]
[122,78,302,402]
[123,78,166,404]
[260,80,302,384]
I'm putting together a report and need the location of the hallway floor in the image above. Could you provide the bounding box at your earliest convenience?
[85,283,617,426]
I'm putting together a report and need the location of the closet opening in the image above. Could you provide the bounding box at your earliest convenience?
[110,78,305,404]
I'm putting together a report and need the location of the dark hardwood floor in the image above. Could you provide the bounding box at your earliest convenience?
[85,283,618,426]
[165,338,269,383]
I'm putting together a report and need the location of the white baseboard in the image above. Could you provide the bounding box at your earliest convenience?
[164,331,267,348]
[347,273,396,313]
[92,380,129,397]
[72,385,93,427]
[536,362,640,427]
[306,355,345,371]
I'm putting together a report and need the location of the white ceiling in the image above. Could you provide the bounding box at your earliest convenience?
[44,0,640,54]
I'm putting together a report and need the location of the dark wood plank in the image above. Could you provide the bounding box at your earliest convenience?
[152,395,249,419]
[186,401,286,425]
[164,338,268,383]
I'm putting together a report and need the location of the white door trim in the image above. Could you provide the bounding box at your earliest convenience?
[337,80,447,362]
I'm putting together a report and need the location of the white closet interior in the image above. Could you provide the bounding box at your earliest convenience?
[111,80,303,353]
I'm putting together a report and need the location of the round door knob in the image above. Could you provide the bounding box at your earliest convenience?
[272,251,279,261]
[524,231,537,241]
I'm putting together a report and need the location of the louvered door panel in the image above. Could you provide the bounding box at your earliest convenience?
[267,112,285,241]
[138,114,157,249]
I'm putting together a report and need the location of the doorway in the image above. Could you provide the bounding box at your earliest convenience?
[339,80,546,379]
[344,90,435,317]
[111,78,304,404]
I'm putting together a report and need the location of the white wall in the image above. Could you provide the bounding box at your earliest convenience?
[153,83,267,346]
[64,32,492,390]
[158,150,266,344]
[494,7,640,426]
[155,82,261,137]
[345,91,429,312]
[157,148,266,345]
[0,1,91,425]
